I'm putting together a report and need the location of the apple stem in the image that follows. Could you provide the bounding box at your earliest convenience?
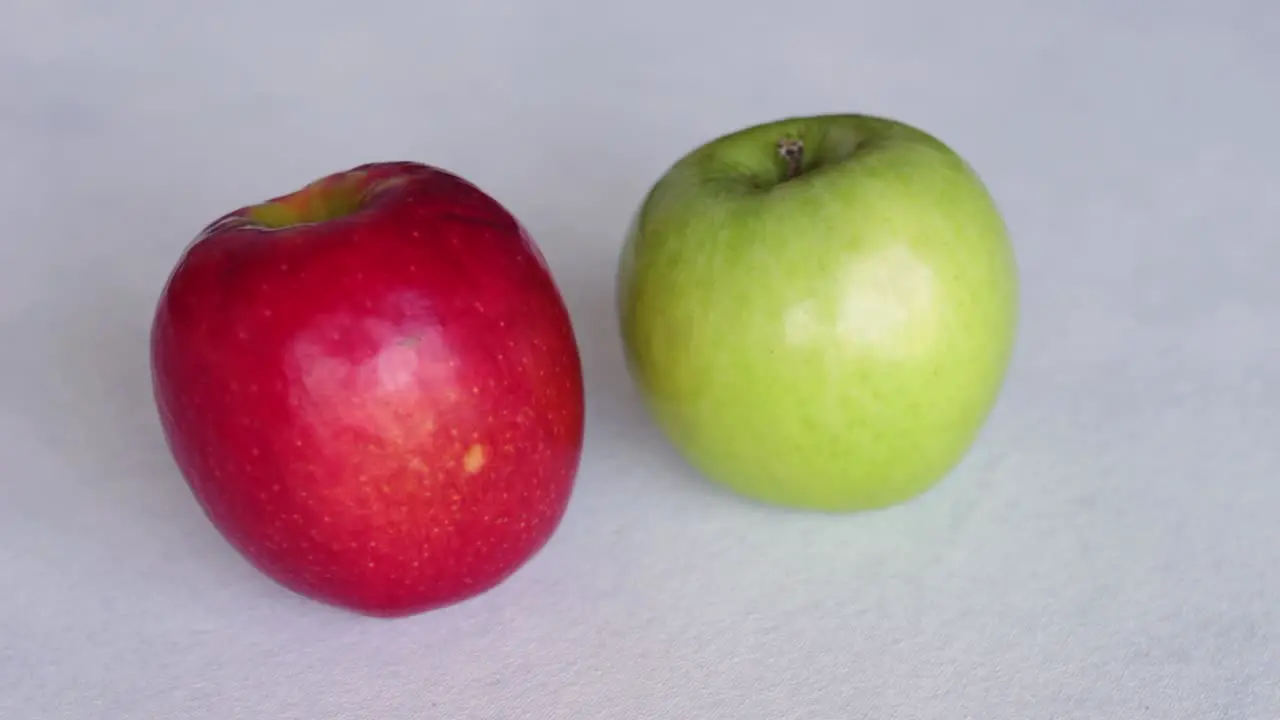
[777,138,805,180]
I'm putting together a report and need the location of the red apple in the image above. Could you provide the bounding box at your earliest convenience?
[149,161,585,618]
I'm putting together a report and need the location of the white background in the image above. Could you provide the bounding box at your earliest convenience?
[2,1,1277,718]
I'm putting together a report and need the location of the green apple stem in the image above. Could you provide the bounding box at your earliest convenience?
[777,138,804,180]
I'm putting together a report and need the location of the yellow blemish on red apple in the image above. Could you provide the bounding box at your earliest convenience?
[463,444,486,474]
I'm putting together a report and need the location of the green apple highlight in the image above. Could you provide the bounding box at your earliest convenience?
[616,113,1018,511]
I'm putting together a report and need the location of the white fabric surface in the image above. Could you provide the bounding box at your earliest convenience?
[2,1,1277,718]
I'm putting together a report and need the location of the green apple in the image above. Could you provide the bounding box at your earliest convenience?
[616,113,1018,512]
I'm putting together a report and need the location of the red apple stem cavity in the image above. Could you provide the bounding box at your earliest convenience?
[777,137,805,180]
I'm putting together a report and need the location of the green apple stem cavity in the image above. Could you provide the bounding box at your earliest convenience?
[617,113,1019,513]
[777,137,805,181]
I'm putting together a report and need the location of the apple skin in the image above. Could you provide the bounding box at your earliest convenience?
[616,114,1018,512]
[150,161,585,617]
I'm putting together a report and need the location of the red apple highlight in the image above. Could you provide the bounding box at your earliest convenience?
[150,161,585,617]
